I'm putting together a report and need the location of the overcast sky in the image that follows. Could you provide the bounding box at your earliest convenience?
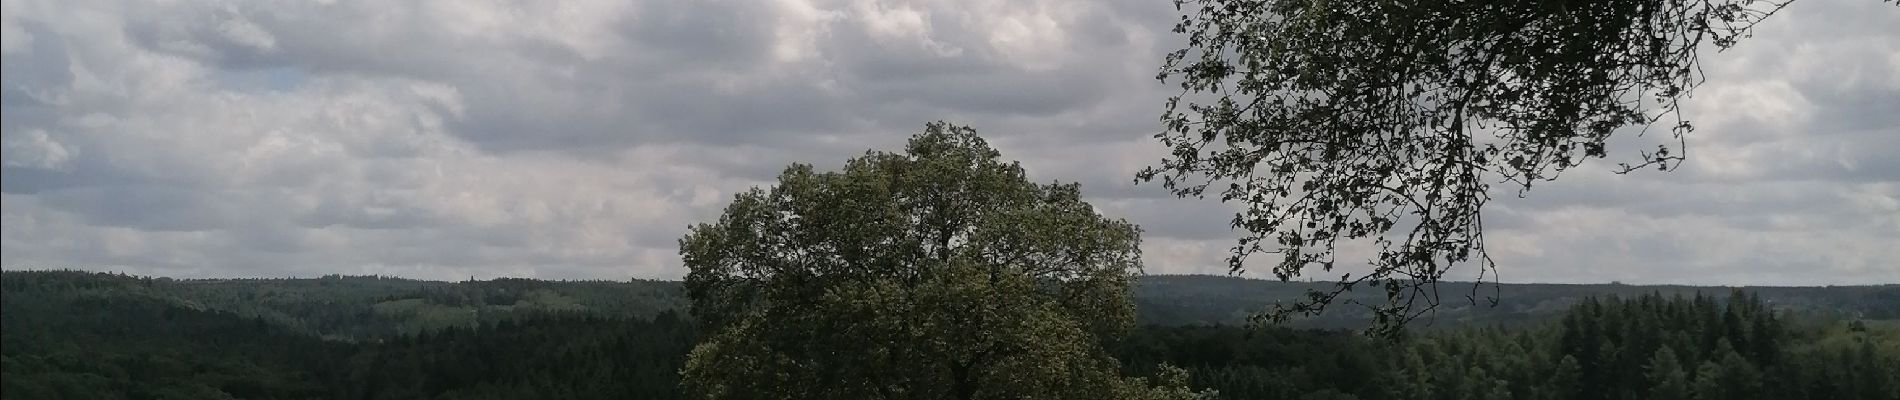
[2,0,1895,285]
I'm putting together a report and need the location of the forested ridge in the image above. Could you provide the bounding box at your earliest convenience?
[2,270,1895,399]
[1133,275,1900,328]
[5,270,1893,340]
[2,271,696,399]
[1117,293,1900,400]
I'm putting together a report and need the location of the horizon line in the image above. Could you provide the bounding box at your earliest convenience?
[5,268,1894,289]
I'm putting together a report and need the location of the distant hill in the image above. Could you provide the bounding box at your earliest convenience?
[3,270,1897,399]
[0,270,693,399]
[0,270,685,340]
[1131,274,1900,329]
[3,270,1894,339]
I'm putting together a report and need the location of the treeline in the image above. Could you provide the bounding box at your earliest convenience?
[3,271,1896,399]
[1115,292,1900,400]
[9,270,1894,338]
[0,270,684,339]
[1133,275,1900,327]
[1,295,697,399]
[2,270,697,399]
[330,314,695,399]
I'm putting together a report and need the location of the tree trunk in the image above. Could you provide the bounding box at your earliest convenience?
[951,362,978,400]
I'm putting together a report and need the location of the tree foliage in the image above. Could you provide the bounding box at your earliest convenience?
[0,271,699,400]
[678,122,1202,400]
[1139,0,1802,334]
[6,271,1897,399]
[1115,291,1900,400]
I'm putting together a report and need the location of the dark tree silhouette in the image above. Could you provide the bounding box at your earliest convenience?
[1137,0,1833,335]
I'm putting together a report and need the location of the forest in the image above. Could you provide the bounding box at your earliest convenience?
[3,270,1896,399]
[6,0,1895,398]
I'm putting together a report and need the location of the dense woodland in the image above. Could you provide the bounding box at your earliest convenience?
[2,270,1896,399]
[1118,294,1900,400]
[7,0,1890,398]
[1,271,696,399]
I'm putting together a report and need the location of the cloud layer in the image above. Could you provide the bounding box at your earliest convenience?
[3,0,1895,285]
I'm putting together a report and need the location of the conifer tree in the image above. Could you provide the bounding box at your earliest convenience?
[1646,346,1691,400]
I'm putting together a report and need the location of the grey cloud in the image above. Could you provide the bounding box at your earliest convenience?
[0,137,197,195]
[300,194,444,231]
[864,69,1112,116]
[0,23,71,108]
[35,186,243,232]
[104,0,1174,153]
[1804,85,1900,135]
[123,2,465,78]
[1,165,127,195]
[617,0,780,70]
[1100,198,1239,241]
[1,0,1895,286]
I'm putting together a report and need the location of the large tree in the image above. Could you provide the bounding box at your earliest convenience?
[1138,0,1819,334]
[678,122,1204,400]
